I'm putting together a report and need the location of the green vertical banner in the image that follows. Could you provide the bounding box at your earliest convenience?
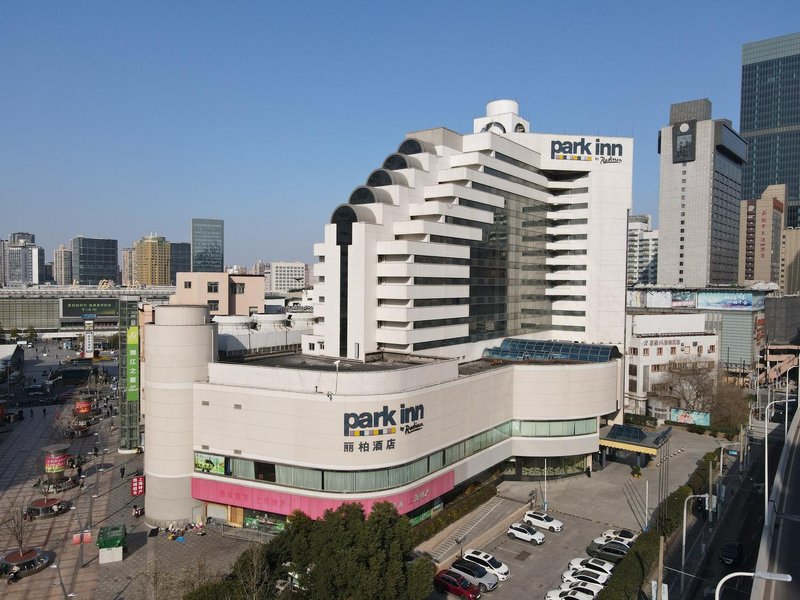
[126,326,140,402]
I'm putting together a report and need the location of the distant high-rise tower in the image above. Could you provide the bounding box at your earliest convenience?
[0,240,6,287]
[741,33,800,226]
[121,247,136,286]
[134,235,171,286]
[170,242,191,284]
[9,232,35,246]
[53,244,73,285]
[70,236,119,285]
[5,244,44,286]
[627,215,659,286]
[270,261,310,292]
[191,218,224,272]
[738,184,785,284]
[657,99,747,287]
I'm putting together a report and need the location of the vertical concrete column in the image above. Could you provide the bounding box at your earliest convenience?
[142,305,216,527]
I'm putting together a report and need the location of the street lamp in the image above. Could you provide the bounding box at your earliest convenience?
[715,570,791,600]
[716,440,741,476]
[765,398,796,526]
[50,563,76,598]
[543,458,548,511]
[784,358,799,438]
[70,506,90,569]
[681,493,708,592]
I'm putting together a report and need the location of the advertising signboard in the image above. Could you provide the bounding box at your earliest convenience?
[669,408,711,427]
[44,454,68,473]
[673,120,697,163]
[75,400,92,415]
[61,298,119,319]
[126,326,139,402]
[697,291,757,311]
[646,290,672,308]
[194,452,226,475]
[671,291,696,308]
[627,290,646,309]
[131,476,145,497]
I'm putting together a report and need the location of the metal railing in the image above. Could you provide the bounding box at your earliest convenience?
[206,520,277,543]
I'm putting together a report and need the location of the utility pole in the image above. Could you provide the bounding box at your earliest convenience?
[657,535,664,600]
[709,458,714,524]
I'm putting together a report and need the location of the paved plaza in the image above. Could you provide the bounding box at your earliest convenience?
[0,346,251,600]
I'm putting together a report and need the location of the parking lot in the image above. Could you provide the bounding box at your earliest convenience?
[431,511,614,599]
[428,427,721,599]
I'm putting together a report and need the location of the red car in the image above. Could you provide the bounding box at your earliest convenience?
[433,569,482,599]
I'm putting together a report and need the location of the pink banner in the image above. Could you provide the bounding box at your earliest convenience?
[45,454,68,473]
[192,470,455,519]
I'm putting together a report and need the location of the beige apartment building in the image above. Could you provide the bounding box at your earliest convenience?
[738,184,785,284]
[173,272,263,316]
[782,228,800,295]
[135,235,171,286]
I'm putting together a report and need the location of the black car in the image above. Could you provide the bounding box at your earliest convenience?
[719,541,741,565]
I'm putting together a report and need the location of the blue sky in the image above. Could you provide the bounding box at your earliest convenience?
[1,2,798,266]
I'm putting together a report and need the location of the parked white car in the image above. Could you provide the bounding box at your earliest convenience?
[567,557,615,577]
[507,522,545,545]
[544,589,594,600]
[462,549,510,581]
[523,510,563,532]
[558,581,605,598]
[599,528,639,544]
[561,569,610,587]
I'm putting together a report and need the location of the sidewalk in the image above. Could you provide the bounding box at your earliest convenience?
[0,396,250,600]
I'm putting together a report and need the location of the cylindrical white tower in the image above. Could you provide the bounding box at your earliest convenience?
[486,99,519,116]
[143,304,216,527]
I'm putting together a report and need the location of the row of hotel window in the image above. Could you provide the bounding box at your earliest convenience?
[629,344,715,357]
[193,418,597,493]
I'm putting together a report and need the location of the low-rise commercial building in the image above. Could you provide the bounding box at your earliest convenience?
[625,313,718,417]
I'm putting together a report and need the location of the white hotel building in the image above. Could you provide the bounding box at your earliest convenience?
[142,101,634,528]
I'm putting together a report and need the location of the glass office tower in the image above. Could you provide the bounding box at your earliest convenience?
[170,242,191,284]
[70,236,119,285]
[191,219,224,272]
[741,33,800,225]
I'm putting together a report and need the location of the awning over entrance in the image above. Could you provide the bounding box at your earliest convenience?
[599,424,672,457]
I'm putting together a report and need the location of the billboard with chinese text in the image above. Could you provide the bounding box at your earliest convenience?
[126,326,139,402]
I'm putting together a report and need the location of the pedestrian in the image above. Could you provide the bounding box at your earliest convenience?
[120,465,126,479]
[77,465,83,478]
[30,408,33,418]
[43,407,46,416]
[93,443,99,456]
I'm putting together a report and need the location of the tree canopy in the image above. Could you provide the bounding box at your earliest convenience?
[186,502,434,600]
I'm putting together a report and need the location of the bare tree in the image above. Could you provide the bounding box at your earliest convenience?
[175,556,220,596]
[53,406,77,441]
[235,542,272,600]
[658,359,718,411]
[137,560,176,600]
[3,498,32,559]
[709,382,750,428]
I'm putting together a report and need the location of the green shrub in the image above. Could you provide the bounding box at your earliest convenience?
[409,485,497,546]
[624,413,657,428]
[597,530,660,600]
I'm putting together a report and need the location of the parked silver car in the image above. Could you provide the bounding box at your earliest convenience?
[450,558,499,592]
